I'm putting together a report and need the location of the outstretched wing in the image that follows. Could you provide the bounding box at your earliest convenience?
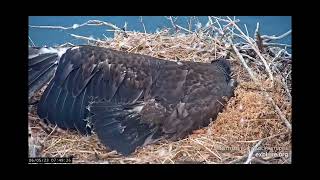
[35,46,166,150]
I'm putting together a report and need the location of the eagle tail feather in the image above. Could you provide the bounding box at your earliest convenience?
[28,47,65,100]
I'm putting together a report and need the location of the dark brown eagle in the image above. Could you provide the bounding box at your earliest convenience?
[28,45,236,155]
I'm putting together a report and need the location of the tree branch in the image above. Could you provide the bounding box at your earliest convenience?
[29,19,121,31]
[244,140,263,164]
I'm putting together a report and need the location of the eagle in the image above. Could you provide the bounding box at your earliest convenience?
[28,45,236,155]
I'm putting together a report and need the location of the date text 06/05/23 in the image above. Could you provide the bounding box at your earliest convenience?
[29,157,73,163]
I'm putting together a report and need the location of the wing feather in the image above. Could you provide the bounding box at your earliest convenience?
[32,45,236,155]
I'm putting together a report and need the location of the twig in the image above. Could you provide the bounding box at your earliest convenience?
[285,70,292,82]
[105,29,123,32]
[244,24,249,37]
[269,52,292,102]
[68,33,104,43]
[244,140,263,164]
[165,17,194,34]
[123,21,128,31]
[29,36,36,47]
[264,43,292,48]
[40,125,58,144]
[261,30,292,41]
[42,138,62,153]
[254,22,260,39]
[140,16,147,34]
[30,19,121,31]
[280,78,292,103]
[230,16,236,38]
[176,24,194,34]
[241,53,262,65]
[254,22,264,53]
[212,16,240,24]
[271,49,285,63]
[265,93,292,130]
[231,33,250,43]
[214,37,217,59]
[58,42,76,47]
[167,16,179,32]
[221,21,236,38]
[225,17,274,86]
[190,139,222,161]
[29,25,71,30]
[188,17,193,32]
[213,17,223,33]
[232,44,258,82]
[208,16,213,25]
[196,151,210,163]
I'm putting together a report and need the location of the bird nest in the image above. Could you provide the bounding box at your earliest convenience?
[28,17,292,164]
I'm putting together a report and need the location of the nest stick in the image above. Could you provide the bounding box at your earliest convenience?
[28,36,36,47]
[228,18,274,86]
[140,16,147,34]
[261,30,292,41]
[68,33,104,43]
[30,19,121,31]
[244,140,263,164]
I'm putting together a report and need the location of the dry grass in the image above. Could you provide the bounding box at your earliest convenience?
[28,17,292,164]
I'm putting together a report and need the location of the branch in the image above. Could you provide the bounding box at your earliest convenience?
[261,30,292,41]
[28,36,36,47]
[58,42,76,47]
[254,22,259,39]
[214,17,223,31]
[165,16,194,34]
[244,24,249,37]
[232,44,258,82]
[241,53,263,65]
[166,16,179,32]
[29,25,71,30]
[208,16,213,25]
[254,22,265,53]
[265,93,292,130]
[29,19,121,31]
[176,24,194,33]
[264,43,292,48]
[271,49,285,63]
[140,16,147,34]
[188,17,193,32]
[68,33,104,43]
[211,16,240,24]
[244,140,263,164]
[227,17,274,86]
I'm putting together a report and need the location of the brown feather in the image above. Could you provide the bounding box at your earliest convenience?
[33,45,236,155]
